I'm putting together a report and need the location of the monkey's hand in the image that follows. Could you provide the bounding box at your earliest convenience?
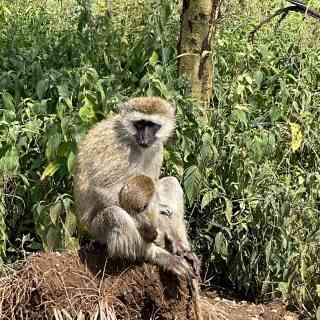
[159,203,174,217]
[183,251,201,278]
[138,221,158,242]
[167,255,194,277]
[170,239,201,277]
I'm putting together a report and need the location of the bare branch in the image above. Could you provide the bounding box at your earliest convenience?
[250,1,320,42]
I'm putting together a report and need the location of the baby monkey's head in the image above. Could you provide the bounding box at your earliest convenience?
[119,175,159,223]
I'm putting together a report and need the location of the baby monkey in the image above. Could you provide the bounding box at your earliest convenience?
[119,175,159,243]
[119,175,200,277]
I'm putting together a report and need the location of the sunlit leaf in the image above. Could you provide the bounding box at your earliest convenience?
[79,97,96,123]
[277,282,289,297]
[290,122,303,152]
[149,51,159,66]
[201,191,217,210]
[64,210,77,235]
[50,201,62,225]
[0,148,19,173]
[244,74,253,84]
[67,150,76,173]
[41,161,61,180]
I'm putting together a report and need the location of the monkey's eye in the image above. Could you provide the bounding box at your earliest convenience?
[133,120,161,132]
[142,204,148,211]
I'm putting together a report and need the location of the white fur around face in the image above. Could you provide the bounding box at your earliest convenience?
[121,111,175,143]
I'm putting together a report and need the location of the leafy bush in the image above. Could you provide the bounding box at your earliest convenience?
[0,0,320,318]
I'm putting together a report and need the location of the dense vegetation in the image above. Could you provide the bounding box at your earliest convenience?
[1,0,320,318]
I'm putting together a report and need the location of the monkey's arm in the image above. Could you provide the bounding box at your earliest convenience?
[89,205,145,260]
[88,205,193,276]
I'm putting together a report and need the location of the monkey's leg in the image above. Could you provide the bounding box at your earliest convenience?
[158,177,201,276]
[89,206,145,260]
[158,176,190,247]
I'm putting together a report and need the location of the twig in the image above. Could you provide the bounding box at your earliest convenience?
[188,276,203,320]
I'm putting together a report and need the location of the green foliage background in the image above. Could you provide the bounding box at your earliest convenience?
[0,0,320,318]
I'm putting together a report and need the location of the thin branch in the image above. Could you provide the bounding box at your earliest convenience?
[249,1,320,42]
[288,0,320,20]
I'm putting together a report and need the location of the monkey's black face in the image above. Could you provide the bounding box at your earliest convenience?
[133,120,161,148]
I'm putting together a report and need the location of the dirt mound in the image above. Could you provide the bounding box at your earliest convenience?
[0,244,298,320]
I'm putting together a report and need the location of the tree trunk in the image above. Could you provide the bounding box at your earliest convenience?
[178,0,220,107]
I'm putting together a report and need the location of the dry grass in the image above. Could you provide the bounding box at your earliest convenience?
[0,246,298,320]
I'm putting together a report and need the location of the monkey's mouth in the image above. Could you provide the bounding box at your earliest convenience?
[139,142,152,148]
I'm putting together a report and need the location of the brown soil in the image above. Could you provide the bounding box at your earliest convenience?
[0,243,298,320]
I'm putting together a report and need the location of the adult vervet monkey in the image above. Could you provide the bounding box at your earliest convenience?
[74,97,193,275]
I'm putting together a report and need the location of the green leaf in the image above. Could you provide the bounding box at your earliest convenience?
[79,97,96,123]
[277,282,289,297]
[183,165,202,205]
[46,227,61,251]
[214,232,228,258]
[57,84,70,98]
[50,201,62,225]
[64,210,77,236]
[29,101,47,114]
[149,51,159,66]
[1,92,16,121]
[201,191,216,210]
[36,78,49,99]
[2,92,14,110]
[65,237,79,250]
[45,133,62,160]
[0,148,19,173]
[255,70,264,87]
[67,151,76,173]
[233,110,247,125]
[41,161,61,180]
